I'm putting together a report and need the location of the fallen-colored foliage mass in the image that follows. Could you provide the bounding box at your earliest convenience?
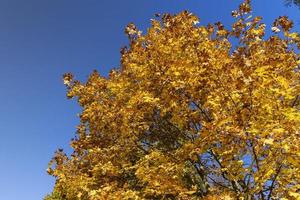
[46,1,300,199]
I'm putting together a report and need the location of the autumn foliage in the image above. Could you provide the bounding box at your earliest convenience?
[46,1,300,199]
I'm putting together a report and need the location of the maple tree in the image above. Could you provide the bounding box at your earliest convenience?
[46,1,300,199]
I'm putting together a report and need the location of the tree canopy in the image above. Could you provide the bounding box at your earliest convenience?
[46,1,300,199]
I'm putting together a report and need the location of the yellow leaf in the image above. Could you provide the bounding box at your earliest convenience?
[263,138,274,145]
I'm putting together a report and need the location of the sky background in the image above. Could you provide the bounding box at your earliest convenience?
[0,0,299,199]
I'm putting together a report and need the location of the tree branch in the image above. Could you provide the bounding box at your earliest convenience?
[267,165,282,200]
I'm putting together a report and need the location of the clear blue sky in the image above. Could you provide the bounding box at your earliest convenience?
[0,0,298,199]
